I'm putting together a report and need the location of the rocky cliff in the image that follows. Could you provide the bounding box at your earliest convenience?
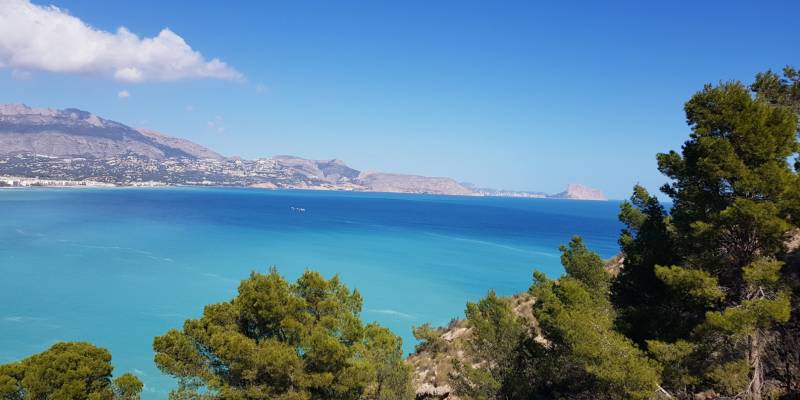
[550,183,608,201]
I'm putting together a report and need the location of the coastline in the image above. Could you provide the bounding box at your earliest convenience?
[0,176,117,188]
[0,176,610,200]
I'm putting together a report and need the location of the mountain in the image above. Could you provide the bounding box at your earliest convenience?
[0,104,224,160]
[273,155,361,183]
[136,128,225,160]
[468,183,607,201]
[0,103,604,199]
[0,104,475,194]
[549,183,608,201]
[357,171,474,196]
[268,158,474,195]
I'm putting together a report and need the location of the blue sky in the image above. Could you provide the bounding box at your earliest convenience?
[1,0,798,199]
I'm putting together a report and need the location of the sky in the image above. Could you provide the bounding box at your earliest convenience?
[0,0,798,199]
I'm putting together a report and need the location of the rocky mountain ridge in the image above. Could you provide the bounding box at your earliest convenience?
[0,104,225,160]
[0,104,606,199]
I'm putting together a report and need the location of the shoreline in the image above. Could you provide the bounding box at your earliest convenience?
[0,176,610,201]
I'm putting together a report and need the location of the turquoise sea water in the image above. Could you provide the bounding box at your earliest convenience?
[0,188,622,398]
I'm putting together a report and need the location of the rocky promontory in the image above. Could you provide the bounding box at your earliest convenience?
[550,183,608,201]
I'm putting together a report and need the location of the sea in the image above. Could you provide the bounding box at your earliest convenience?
[0,187,622,398]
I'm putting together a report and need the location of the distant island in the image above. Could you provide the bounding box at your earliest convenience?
[0,104,606,200]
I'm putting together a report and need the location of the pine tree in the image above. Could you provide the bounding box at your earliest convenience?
[751,65,800,395]
[612,185,690,344]
[450,291,531,400]
[152,268,412,400]
[0,342,143,400]
[752,66,800,121]
[528,237,661,400]
[636,80,799,399]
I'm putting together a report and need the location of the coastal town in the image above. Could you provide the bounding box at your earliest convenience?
[0,152,607,199]
[0,153,348,188]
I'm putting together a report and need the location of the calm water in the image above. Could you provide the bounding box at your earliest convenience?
[0,188,622,398]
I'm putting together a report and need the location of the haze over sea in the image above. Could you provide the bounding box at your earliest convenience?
[0,188,621,398]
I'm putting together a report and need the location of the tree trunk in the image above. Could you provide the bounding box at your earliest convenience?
[747,331,763,400]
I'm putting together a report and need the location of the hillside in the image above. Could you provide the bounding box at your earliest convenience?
[408,256,624,399]
[357,171,475,196]
[0,104,223,160]
[408,293,538,400]
[0,103,605,199]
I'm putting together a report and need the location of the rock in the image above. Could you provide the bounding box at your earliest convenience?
[441,327,469,342]
[603,254,624,276]
[549,183,608,201]
[415,383,452,399]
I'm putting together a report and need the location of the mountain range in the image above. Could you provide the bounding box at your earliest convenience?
[0,104,606,200]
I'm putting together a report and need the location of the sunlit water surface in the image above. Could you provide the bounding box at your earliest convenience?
[0,188,622,398]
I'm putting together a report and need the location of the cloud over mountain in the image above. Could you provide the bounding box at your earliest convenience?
[0,0,242,82]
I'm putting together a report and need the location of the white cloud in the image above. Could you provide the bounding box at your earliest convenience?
[0,0,243,82]
[117,89,130,99]
[255,83,268,94]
